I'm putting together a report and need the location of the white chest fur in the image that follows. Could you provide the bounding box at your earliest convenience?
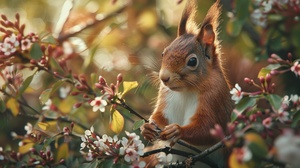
[163,90,199,126]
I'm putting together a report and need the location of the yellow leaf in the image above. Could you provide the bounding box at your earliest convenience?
[6,98,19,117]
[18,139,34,154]
[58,97,76,114]
[122,81,138,97]
[110,110,124,134]
[56,143,69,162]
[38,122,49,131]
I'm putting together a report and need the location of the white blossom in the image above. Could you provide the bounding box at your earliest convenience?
[130,160,146,168]
[124,147,138,162]
[21,38,32,51]
[0,34,20,56]
[59,86,71,98]
[24,123,33,135]
[230,83,243,104]
[42,99,52,111]
[275,130,300,167]
[90,96,107,112]
[155,152,173,168]
[291,61,300,77]
[277,109,289,123]
[251,9,267,27]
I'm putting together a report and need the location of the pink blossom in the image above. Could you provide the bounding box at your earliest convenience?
[262,117,273,129]
[291,61,300,77]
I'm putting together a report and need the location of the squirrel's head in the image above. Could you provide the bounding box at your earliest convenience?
[159,0,222,92]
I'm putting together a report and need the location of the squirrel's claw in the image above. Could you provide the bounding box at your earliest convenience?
[140,121,160,142]
[160,123,182,146]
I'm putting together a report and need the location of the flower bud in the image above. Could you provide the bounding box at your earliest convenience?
[270,70,279,75]
[71,91,80,96]
[74,102,82,108]
[99,76,106,85]
[110,83,116,92]
[117,73,123,83]
[266,73,271,84]
[20,24,25,34]
[288,52,293,61]
[83,94,89,99]
[30,59,37,65]
[95,83,103,90]
[244,78,252,85]
[59,159,65,164]
[270,53,281,60]
[0,20,6,27]
[1,14,7,20]
[259,76,265,84]
[15,13,20,20]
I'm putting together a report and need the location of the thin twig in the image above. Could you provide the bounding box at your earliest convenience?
[57,3,130,44]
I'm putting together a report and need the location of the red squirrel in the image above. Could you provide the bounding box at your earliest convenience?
[141,0,233,167]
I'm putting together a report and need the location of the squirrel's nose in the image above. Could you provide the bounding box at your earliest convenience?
[159,69,171,83]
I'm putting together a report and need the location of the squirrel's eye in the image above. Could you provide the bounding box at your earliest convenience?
[187,57,197,67]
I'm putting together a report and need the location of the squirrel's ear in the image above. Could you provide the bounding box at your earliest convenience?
[197,0,221,46]
[177,0,198,36]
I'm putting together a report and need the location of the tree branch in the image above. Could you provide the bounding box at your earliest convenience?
[57,3,130,44]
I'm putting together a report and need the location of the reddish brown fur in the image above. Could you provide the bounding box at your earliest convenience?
[141,0,233,167]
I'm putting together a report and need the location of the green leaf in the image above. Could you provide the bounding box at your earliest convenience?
[49,57,64,74]
[248,141,268,159]
[133,119,145,130]
[39,88,52,105]
[42,35,57,44]
[236,0,250,21]
[0,99,6,112]
[39,80,65,105]
[258,68,271,78]
[99,159,114,168]
[265,94,282,110]
[30,42,43,60]
[258,64,281,78]
[291,110,300,128]
[110,110,124,134]
[226,19,243,37]
[81,160,100,168]
[236,97,257,113]
[121,81,138,97]
[112,163,130,168]
[231,111,238,122]
[17,74,34,97]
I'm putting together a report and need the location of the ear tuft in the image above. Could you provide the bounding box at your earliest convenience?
[202,24,215,45]
[197,0,221,45]
[177,0,198,36]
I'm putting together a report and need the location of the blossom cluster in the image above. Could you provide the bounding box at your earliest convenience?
[80,126,145,167]
[251,0,300,28]
[0,14,39,65]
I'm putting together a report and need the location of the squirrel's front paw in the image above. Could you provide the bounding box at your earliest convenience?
[160,123,183,146]
[140,121,160,142]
